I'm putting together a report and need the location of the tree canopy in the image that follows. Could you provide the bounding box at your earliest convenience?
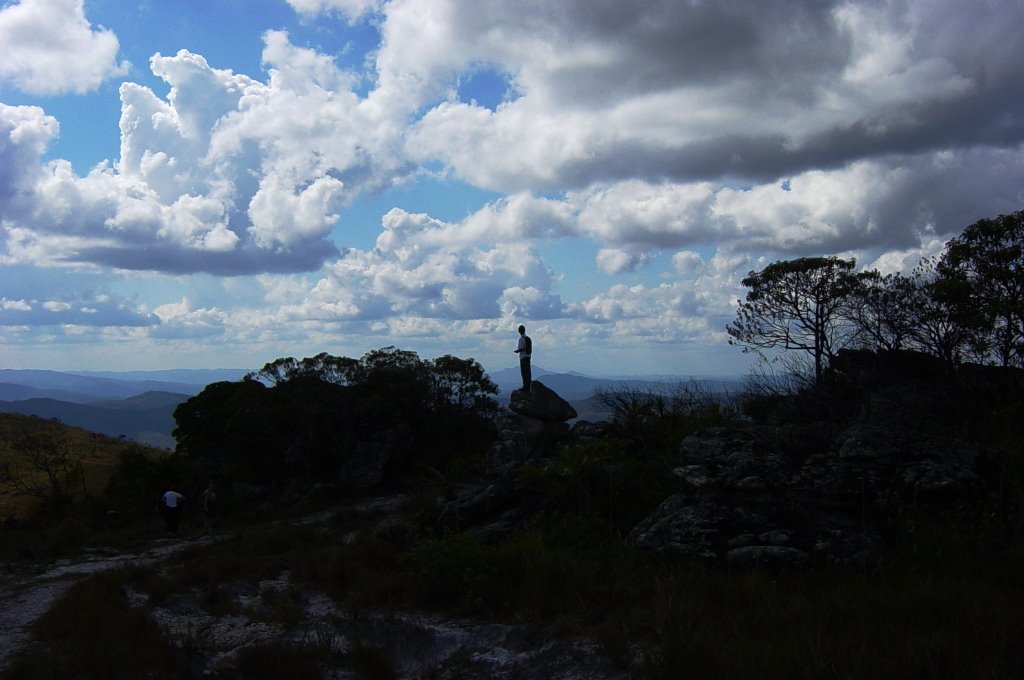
[728,208,1024,381]
[937,209,1024,367]
[727,256,859,384]
[174,348,499,488]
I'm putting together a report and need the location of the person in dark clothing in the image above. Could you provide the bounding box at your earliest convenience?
[202,480,217,536]
[515,324,532,391]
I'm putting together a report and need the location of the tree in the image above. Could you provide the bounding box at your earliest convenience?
[848,270,919,352]
[248,353,361,386]
[0,430,87,515]
[172,379,280,480]
[937,210,1024,367]
[175,348,500,488]
[727,256,859,384]
[902,257,983,366]
[427,355,499,413]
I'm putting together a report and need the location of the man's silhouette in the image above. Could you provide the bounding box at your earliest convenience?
[515,324,532,391]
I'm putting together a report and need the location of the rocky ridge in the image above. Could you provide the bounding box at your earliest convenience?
[449,350,1018,568]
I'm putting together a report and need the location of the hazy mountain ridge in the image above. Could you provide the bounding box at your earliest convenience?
[70,368,251,384]
[0,394,188,449]
[0,371,215,449]
[0,369,214,400]
[0,383,104,404]
[492,366,743,400]
[0,367,742,448]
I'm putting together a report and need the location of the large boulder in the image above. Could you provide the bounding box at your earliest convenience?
[487,413,544,467]
[489,381,578,463]
[508,381,578,422]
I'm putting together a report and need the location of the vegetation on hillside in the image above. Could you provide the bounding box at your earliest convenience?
[2,209,1023,678]
[0,413,187,559]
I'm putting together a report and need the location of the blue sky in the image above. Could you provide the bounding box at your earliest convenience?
[2,0,1023,377]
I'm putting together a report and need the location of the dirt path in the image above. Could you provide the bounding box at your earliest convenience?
[0,505,351,671]
[0,537,209,670]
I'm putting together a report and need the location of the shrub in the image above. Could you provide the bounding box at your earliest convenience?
[595,381,739,451]
[399,532,498,613]
[517,439,678,532]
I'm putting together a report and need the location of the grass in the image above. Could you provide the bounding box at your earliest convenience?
[4,490,1022,679]
[391,515,1024,678]
[659,559,1024,678]
[0,414,158,516]
[347,638,399,680]
[1,570,188,680]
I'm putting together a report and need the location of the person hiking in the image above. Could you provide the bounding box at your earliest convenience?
[202,480,217,536]
[514,324,532,392]
[159,485,185,534]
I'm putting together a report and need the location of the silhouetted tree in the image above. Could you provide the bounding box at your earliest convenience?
[427,355,499,413]
[248,353,362,386]
[937,209,1024,367]
[0,430,86,514]
[174,348,499,489]
[901,257,983,365]
[727,256,859,384]
[849,270,919,352]
[172,379,282,482]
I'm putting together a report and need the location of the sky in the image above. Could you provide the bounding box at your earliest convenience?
[1,0,1023,378]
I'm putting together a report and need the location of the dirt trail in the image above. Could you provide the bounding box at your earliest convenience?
[0,537,207,670]
[0,505,355,670]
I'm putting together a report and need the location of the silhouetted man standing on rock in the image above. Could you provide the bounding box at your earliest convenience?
[515,324,532,392]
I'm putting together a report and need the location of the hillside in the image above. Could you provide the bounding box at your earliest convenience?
[1,351,1022,678]
[0,369,251,449]
[0,412,168,519]
[0,383,102,404]
[0,392,188,449]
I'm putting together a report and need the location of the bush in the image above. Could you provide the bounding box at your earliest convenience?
[517,439,675,531]
[595,381,739,450]
[399,532,498,613]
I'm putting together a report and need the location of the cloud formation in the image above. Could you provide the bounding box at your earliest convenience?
[1,0,1024,373]
[0,0,128,95]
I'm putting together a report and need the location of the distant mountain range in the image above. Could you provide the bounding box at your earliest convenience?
[490,365,742,399]
[490,366,744,421]
[0,367,743,449]
[0,368,250,449]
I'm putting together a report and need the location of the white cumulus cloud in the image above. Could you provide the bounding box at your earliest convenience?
[0,0,129,95]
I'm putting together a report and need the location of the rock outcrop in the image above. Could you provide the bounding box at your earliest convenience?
[487,381,579,467]
[453,382,582,539]
[508,381,578,422]
[631,349,1011,569]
